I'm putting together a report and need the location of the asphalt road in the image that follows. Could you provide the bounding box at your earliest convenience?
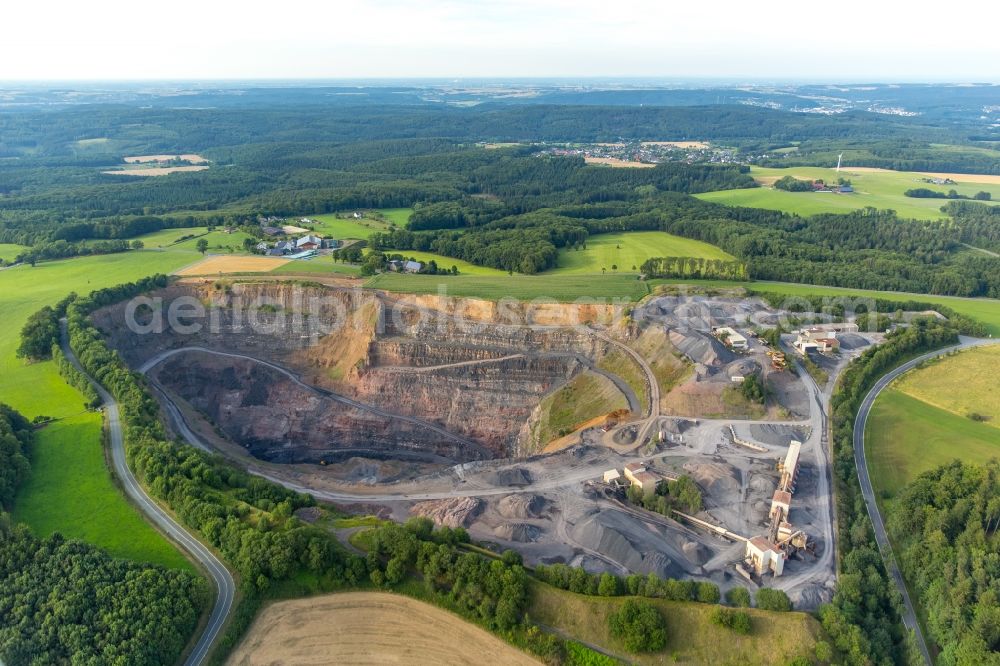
[853,336,1000,666]
[60,323,235,666]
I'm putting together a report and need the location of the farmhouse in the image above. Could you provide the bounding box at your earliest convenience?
[745,536,786,577]
[295,235,323,251]
[779,440,802,492]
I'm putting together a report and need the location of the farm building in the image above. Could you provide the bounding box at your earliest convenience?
[745,536,786,577]
[295,234,324,251]
[779,440,801,492]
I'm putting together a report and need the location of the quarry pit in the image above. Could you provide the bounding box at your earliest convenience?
[96,280,879,608]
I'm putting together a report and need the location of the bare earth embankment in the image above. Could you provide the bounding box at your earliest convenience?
[227,592,540,665]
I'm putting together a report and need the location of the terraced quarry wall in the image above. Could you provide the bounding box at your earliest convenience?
[95,281,626,463]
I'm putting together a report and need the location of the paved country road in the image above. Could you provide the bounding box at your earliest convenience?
[853,336,1000,666]
[60,322,235,666]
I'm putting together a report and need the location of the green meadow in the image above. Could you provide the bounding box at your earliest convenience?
[308,209,401,240]
[549,231,734,275]
[364,272,651,301]
[133,226,254,252]
[696,166,1000,220]
[0,243,29,262]
[867,388,1000,500]
[0,250,196,568]
[13,413,193,570]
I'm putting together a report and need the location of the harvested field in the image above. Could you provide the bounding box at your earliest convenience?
[173,255,291,275]
[281,224,309,234]
[103,166,209,176]
[584,157,655,168]
[124,154,208,164]
[846,166,1000,185]
[227,592,540,666]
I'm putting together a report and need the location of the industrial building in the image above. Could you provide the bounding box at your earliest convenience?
[779,440,801,493]
[794,328,840,355]
[713,326,748,350]
[745,536,786,576]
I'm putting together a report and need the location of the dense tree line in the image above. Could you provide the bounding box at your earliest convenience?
[750,289,987,337]
[0,403,207,666]
[0,404,31,510]
[51,344,101,409]
[773,176,815,192]
[534,563,721,605]
[626,475,704,516]
[365,518,528,632]
[15,306,60,361]
[640,256,748,280]
[887,460,1000,665]
[819,318,961,665]
[904,187,991,201]
[0,526,207,666]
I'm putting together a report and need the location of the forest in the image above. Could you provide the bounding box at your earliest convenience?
[821,317,962,666]
[0,403,207,666]
[887,460,1000,666]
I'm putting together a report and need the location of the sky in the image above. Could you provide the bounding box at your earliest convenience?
[2,0,998,81]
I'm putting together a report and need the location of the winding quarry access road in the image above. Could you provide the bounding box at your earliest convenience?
[854,336,1000,666]
[60,324,235,666]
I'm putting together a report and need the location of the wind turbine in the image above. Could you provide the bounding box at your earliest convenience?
[836,153,843,172]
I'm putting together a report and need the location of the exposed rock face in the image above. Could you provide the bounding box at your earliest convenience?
[97,281,621,464]
[154,351,491,463]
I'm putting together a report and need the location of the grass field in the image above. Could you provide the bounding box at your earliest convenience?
[867,346,1000,499]
[378,248,508,275]
[695,166,1000,220]
[528,583,822,665]
[0,251,196,566]
[550,231,734,275]
[309,209,404,240]
[530,371,627,449]
[269,259,363,276]
[365,273,651,302]
[0,243,28,262]
[134,226,253,252]
[13,413,193,570]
